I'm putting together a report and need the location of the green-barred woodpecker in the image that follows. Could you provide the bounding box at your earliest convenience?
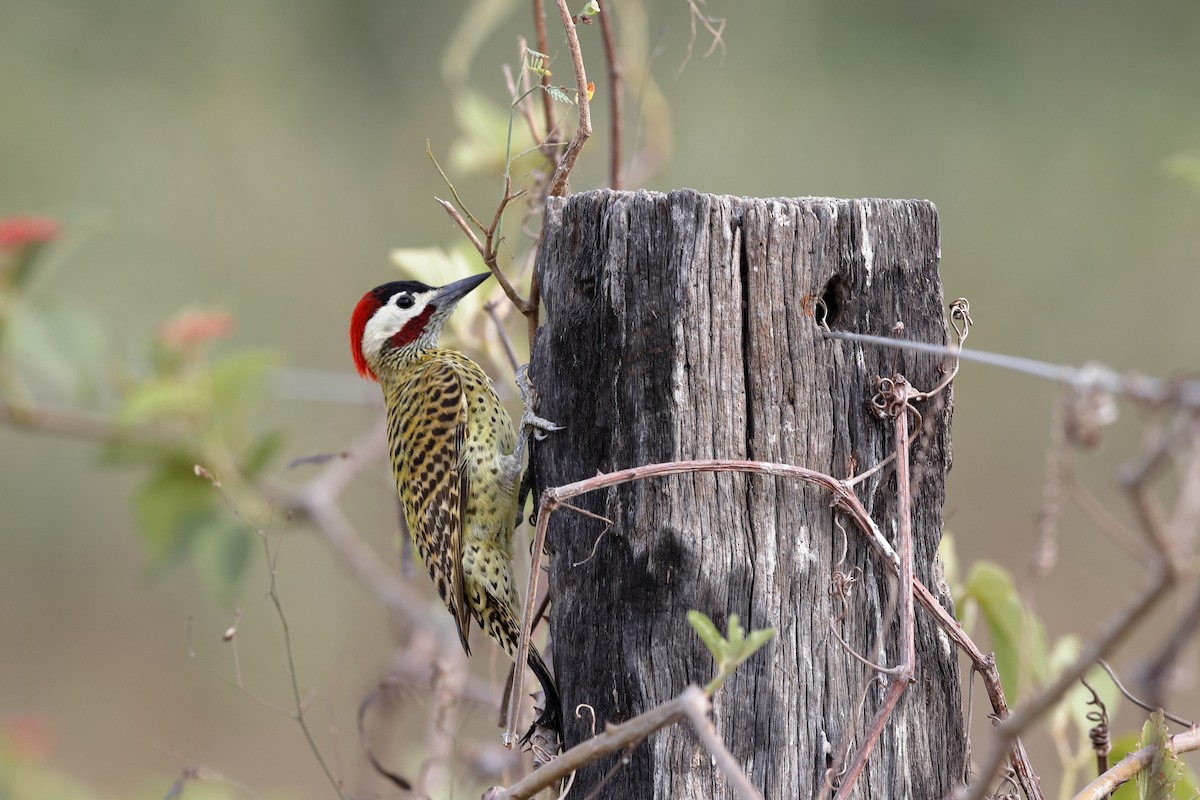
[349,272,561,741]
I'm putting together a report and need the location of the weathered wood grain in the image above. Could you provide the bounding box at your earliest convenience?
[531,189,962,799]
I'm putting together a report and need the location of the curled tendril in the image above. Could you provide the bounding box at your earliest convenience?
[1081,675,1111,778]
[575,703,598,738]
[814,296,831,331]
[992,767,1019,800]
[871,374,916,419]
[828,566,863,624]
[949,297,973,343]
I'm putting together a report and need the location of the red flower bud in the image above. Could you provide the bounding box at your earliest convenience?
[0,216,59,252]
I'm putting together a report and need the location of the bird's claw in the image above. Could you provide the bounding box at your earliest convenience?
[527,415,565,441]
[516,365,564,441]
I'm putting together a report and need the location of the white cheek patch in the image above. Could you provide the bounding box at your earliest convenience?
[361,293,432,359]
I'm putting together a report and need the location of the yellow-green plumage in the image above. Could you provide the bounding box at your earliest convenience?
[384,349,524,657]
[352,273,560,742]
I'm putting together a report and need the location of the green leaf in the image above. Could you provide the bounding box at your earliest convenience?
[689,609,776,695]
[1112,732,1144,800]
[524,48,550,76]
[580,0,601,16]
[119,378,201,425]
[241,430,284,478]
[745,627,776,654]
[193,517,255,601]
[1138,710,1183,800]
[963,560,1046,699]
[207,350,276,417]
[688,610,726,659]
[727,613,745,647]
[544,85,572,105]
[133,463,254,595]
[134,464,219,567]
[97,439,190,467]
[0,733,104,800]
[7,301,106,398]
[7,242,51,290]
[1111,730,1200,800]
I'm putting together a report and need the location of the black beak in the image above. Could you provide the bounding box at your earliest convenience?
[433,272,490,307]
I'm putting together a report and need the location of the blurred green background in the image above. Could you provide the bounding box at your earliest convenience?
[2,0,1199,797]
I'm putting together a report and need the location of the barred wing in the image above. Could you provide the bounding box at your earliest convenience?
[394,359,472,654]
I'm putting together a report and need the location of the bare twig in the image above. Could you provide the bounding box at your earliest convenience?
[1072,727,1200,800]
[678,0,727,77]
[1167,419,1200,542]
[1079,676,1111,784]
[1138,582,1200,709]
[682,692,764,800]
[483,301,521,374]
[272,418,454,640]
[506,456,1042,798]
[357,688,413,792]
[955,572,1173,800]
[506,457,899,742]
[1096,660,1194,728]
[505,50,542,146]
[433,195,530,314]
[161,763,260,800]
[833,383,917,799]
[525,268,541,345]
[0,398,175,443]
[1069,480,1151,563]
[418,660,464,795]
[546,0,592,197]
[597,2,623,189]
[576,747,632,800]
[425,140,486,234]
[531,0,558,157]
[1122,425,1189,579]
[488,684,760,800]
[492,687,692,799]
[828,621,896,676]
[259,530,349,799]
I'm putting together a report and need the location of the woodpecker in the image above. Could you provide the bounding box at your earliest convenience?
[349,272,561,742]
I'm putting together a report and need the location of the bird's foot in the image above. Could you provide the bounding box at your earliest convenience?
[517,696,563,757]
[516,364,565,442]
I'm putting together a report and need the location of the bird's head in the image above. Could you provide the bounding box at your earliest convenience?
[350,272,490,382]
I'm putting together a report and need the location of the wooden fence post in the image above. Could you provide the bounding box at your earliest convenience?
[531,189,963,798]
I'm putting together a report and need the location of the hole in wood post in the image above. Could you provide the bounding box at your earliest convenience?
[819,275,850,329]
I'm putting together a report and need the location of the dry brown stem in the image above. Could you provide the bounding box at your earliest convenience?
[505,453,1042,799]
[546,0,592,197]
[832,395,916,799]
[678,0,727,77]
[597,2,623,189]
[954,574,1172,800]
[0,398,174,443]
[531,0,557,157]
[1071,727,1200,800]
[486,684,761,800]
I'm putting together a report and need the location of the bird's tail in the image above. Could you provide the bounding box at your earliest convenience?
[526,642,562,739]
[484,590,562,741]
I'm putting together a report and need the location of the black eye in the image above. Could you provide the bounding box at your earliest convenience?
[396,294,415,309]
